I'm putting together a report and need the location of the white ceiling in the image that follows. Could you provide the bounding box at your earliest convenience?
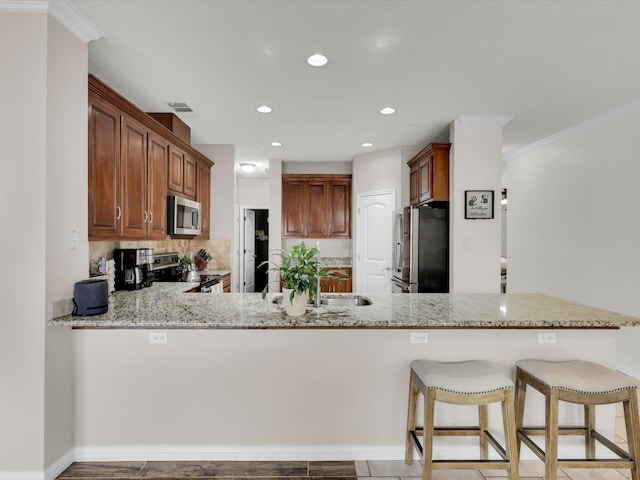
[71,0,640,176]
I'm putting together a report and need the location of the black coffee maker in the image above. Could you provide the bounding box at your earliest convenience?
[114,248,153,290]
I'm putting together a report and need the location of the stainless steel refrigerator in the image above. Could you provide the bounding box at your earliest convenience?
[392,204,449,293]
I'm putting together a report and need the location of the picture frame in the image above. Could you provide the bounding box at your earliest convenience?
[465,190,494,219]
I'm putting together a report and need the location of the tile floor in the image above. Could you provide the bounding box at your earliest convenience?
[55,398,638,480]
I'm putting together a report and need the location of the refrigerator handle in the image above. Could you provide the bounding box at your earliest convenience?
[395,241,403,273]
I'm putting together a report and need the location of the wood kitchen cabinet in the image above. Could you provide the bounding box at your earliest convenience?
[120,115,148,238]
[146,132,168,239]
[222,273,231,293]
[320,267,352,293]
[196,160,211,239]
[88,74,213,241]
[88,92,121,239]
[281,174,351,239]
[168,146,196,199]
[407,143,451,205]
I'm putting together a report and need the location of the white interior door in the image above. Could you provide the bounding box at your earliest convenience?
[243,209,256,292]
[356,190,395,293]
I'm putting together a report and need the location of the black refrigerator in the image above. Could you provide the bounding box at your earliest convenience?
[391,203,449,293]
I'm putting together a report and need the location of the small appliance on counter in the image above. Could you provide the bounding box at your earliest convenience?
[73,278,108,316]
[114,248,154,290]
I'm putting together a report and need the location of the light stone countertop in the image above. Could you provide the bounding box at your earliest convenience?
[49,283,640,329]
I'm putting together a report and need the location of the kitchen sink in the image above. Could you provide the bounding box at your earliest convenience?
[272,295,372,306]
[320,295,372,306]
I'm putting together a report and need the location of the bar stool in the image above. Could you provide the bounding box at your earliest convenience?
[515,359,640,480]
[405,360,519,480]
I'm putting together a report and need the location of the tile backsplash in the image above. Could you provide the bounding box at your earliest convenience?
[90,238,232,270]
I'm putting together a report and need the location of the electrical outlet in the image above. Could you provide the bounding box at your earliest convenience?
[410,332,428,344]
[149,332,168,344]
[537,332,556,344]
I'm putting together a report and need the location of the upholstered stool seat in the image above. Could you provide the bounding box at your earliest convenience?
[515,359,640,480]
[405,360,519,480]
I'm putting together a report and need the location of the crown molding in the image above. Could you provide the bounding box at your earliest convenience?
[456,115,514,128]
[0,0,104,43]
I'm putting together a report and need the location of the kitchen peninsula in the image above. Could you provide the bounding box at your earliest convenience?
[51,288,640,461]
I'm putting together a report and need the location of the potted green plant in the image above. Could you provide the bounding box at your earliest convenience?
[259,241,344,316]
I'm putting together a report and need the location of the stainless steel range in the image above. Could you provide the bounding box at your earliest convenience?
[149,252,222,292]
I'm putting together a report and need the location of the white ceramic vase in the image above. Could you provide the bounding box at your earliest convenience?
[281,288,309,316]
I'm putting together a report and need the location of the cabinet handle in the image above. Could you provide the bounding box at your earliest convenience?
[143,211,148,223]
[116,206,121,220]
[148,211,153,225]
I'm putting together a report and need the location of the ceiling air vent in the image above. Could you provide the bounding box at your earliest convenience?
[167,102,193,113]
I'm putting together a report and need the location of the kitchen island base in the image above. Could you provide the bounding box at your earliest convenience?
[72,328,619,461]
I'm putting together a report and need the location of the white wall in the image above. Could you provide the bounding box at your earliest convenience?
[507,102,640,375]
[0,11,89,476]
[238,177,269,207]
[352,147,408,210]
[45,14,88,469]
[197,144,235,240]
[449,119,504,293]
[0,12,48,474]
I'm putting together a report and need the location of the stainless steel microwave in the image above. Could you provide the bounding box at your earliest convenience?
[167,196,201,236]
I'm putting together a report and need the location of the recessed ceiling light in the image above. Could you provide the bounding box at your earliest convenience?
[271,141,283,147]
[362,142,373,147]
[307,54,328,67]
[239,163,256,173]
[256,105,272,113]
[380,107,396,115]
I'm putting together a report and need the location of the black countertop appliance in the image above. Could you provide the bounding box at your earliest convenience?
[73,279,108,316]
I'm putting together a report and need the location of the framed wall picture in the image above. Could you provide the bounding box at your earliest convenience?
[465,190,494,219]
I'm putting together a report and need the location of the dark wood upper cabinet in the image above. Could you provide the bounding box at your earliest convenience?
[407,143,451,205]
[88,92,121,239]
[147,132,169,239]
[282,174,351,239]
[120,115,148,238]
[282,177,307,238]
[88,74,213,241]
[196,160,211,239]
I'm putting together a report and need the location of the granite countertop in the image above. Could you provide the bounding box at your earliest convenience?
[49,283,640,329]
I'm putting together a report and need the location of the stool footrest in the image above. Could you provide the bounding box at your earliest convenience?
[518,428,633,462]
[410,428,508,462]
[521,426,588,436]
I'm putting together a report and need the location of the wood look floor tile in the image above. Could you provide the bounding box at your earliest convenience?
[138,461,309,478]
[308,461,357,477]
[56,461,145,478]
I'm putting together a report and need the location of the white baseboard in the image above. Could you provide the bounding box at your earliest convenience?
[73,445,406,462]
[617,362,640,380]
[0,449,74,480]
[45,449,74,480]
[71,443,578,463]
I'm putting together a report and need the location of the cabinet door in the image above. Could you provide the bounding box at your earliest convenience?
[282,178,307,237]
[307,180,327,237]
[409,164,419,206]
[327,180,351,238]
[333,268,352,292]
[120,115,148,238]
[88,93,121,239]
[168,145,185,193]
[184,154,197,198]
[418,155,433,203]
[147,132,168,239]
[196,160,211,239]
